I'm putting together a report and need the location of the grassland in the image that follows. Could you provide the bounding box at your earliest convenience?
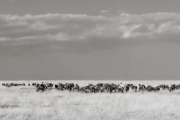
[1,80,180,120]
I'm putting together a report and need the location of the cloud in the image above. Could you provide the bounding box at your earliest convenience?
[1,12,180,43]
[100,10,125,16]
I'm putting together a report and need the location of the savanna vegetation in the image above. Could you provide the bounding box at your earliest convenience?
[0,81,180,120]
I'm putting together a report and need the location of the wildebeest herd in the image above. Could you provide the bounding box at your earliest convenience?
[2,83,26,87]
[2,82,180,93]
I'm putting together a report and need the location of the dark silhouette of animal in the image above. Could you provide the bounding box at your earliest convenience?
[139,84,146,92]
[36,83,47,92]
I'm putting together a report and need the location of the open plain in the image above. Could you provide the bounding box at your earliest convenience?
[1,80,180,120]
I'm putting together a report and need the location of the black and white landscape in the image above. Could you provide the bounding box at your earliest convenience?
[1,0,180,120]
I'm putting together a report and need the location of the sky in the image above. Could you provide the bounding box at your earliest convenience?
[1,0,180,80]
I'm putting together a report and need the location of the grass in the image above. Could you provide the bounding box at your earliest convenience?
[1,81,180,120]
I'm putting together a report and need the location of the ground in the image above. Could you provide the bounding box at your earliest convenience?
[0,80,180,120]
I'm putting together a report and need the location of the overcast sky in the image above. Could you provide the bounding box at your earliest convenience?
[1,0,180,80]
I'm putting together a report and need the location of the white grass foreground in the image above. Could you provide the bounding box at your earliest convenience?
[1,81,180,120]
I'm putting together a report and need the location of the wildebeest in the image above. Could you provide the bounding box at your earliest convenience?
[46,83,53,89]
[3,81,180,94]
[2,83,26,87]
[55,83,64,91]
[36,83,47,92]
[118,87,124,93]
[73,84,80,92]
[64,83,74,91]
[32,83,37,86]
[139,84,146,92]
[169,84,176,92]
[146,85,156,92]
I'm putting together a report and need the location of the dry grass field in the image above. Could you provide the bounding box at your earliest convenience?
[1,80,180,120]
